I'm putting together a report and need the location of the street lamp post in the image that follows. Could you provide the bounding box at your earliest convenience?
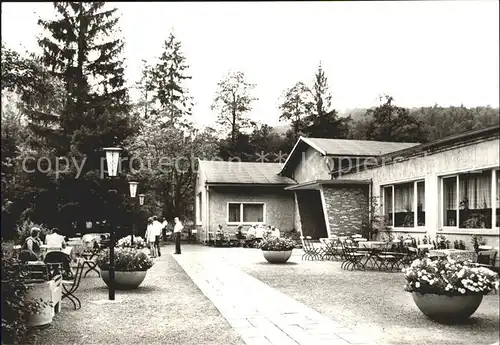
[103,147,122,301]
[128,181,139,245]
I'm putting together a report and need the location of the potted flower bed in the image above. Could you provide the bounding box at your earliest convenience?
[96,240,153,290]
[258,237,295,263]
[403,257,499,323]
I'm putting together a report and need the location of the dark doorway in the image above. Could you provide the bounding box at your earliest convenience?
[296,190,328,239]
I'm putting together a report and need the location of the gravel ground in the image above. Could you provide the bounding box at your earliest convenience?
[221,247,500,345]
[24,246,244,345]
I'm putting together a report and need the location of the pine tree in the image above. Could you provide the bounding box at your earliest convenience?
[150,32,193,126]
[135,59,155,120]
[303,62,350,138]
[36,2,132,157]
[23,2,138,231]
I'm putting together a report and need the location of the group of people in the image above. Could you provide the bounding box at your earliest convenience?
[214,223,280,248]
[21,227,74,278]
[145,216,184,256]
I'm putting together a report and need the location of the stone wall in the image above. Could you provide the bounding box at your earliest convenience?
[322,185,369,235]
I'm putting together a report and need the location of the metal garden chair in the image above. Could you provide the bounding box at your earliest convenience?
[300,236,324,260]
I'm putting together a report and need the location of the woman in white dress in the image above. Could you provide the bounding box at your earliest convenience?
[145,217,157,257]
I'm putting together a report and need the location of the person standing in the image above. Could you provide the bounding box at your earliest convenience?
[161,217,168,241]
[145,217,156,257]
[152,216,162,257]
[173,217,183,254]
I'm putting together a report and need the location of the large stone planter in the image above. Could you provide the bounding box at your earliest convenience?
[26,280,60,327]
[101,270,148,290]
[262,250,293,263]
[411,292,483,323]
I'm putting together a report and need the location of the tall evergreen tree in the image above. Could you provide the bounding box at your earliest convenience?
[22,2,138,231]
[134,59,155,120]
[303,62,350,138]
[150,32,193,126]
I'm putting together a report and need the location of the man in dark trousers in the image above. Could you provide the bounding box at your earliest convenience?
[173,217,183,254]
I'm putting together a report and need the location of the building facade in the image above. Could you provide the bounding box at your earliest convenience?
[195,126,500,253]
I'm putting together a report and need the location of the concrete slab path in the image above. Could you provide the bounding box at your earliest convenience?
[171,246,377,345]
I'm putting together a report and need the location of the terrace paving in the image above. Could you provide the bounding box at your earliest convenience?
[171,246,377,345]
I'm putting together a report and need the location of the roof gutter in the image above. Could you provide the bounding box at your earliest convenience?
[205,182,296,187]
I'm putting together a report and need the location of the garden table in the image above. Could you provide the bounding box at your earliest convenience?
[428,249,477,262]
[362,241,389,249]
[353,238,368,242]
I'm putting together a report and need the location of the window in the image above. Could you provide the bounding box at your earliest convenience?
[441,169,499,229]
[394,182,414,227]
[496,170,499,227]
[383,186,393,226]
[227,203,265,224]
[383,180,425,228]
[196,193,202,224]
[417,181,425,226]
[443,176,457,226]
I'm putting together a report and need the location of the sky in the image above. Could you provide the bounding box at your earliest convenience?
[1,1,499,129]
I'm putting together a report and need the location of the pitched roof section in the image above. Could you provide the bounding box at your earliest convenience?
[198,160,295,185]
[302,137,420,156]
[279,136,420,175]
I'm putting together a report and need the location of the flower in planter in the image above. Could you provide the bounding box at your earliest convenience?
[258,237,295,251]
[403,257,499,296]
[116,235,146,249]
[96,247,154,272]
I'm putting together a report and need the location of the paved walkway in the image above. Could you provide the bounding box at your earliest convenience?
[171,246,377,345]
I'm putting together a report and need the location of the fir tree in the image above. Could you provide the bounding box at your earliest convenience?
[150,32,193,126]
[303,62,350,138]
[36,1,132,158]
[23,2,138,231]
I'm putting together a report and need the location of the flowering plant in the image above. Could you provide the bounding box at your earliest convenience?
[403,257,499,296]
[258,237,295,251]
[116,235,146,249]
[96,247,153,271]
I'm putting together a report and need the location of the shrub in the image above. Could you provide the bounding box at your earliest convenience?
[96,247,154,272]
[258,237,295,251]
[403,257,499,296]
[1,249,46,344]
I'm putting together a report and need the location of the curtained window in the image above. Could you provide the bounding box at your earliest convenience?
[496,170,500,227]
[443,177,457,226]
[458,171,492,228]
[228,203,265,224]
[383,186,393,226]
[383,180,426,228]
[394,183,414,227]
[228,204,241,222]
[417,181,426,226]
[243,204,264,223]
[442,169,497,229]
